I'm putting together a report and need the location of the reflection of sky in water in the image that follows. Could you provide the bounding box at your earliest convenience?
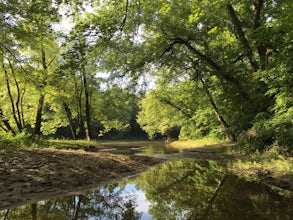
[123,183,153,220]
[87,183,152,220]
[3,158,292,220]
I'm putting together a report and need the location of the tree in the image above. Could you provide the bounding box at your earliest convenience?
[0,0,61,137]
[130,0,292,148]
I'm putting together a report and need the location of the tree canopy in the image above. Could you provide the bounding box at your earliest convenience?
[0,0,292,150]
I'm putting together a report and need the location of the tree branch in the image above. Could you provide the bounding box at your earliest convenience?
[226,4,259,71]
[163,37,248,99]
[120,0,129,32]
[252,0,267,69]
[0,44,38,86]
[157,97,194,119]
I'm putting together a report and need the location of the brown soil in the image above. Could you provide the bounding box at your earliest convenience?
[0,147,165,211]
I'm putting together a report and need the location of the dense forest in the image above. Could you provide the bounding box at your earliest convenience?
[0,0,292,152]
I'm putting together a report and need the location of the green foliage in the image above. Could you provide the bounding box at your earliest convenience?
[137,89,185,139]
[0,0,292,151]
[170,137,227,149]
[0,132,47,148]
[94,86,138,137]
[135,159,226,219]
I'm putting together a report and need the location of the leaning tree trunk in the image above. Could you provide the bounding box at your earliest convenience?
[63,102,77,140]
[200,78,237,142]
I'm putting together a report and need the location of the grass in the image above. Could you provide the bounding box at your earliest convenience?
[169,137,228,149]
[47,139,103,151]
[228,151,293,179]
[227,150,293,196]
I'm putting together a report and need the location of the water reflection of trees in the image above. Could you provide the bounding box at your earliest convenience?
[134,159,225,219]
[134,159,293,220]
[0,183,141,220]
[1,159,293,219]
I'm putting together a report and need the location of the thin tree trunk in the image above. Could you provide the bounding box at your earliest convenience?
[0,108,15,135]
[200,78,237,142]
[63,102,77,140]
[33,93,45,136]
[9,60,24,129]
[2,62,22,132]
[82,71,91,140]
[0,124,8,132]
[20,89,25,127]
[33,47,48,136]
[79,40,91,140]
[75,78,86,139]
[252,0,267,69]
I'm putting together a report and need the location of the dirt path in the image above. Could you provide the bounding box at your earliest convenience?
[0,147,165,211]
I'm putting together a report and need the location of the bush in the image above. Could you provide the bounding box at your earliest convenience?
[0,132,47,148]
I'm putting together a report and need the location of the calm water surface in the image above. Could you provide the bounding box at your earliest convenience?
[1,143,292,219]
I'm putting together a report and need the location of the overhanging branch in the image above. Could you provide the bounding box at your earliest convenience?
[226,4,259,71]
[163,37,248,99]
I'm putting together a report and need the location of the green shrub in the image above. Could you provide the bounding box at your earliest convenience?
[0,132,47,148]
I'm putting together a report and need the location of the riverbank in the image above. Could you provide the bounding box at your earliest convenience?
[1,139,292,211]
[0,146,165,211]
[170,140,293,196]
[227,151,293,195]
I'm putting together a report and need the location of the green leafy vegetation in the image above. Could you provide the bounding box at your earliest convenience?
[227,150,293,196]
[169,137,227,149]
[0,1,292,154]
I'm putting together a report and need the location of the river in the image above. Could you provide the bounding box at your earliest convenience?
[1,141,292,219]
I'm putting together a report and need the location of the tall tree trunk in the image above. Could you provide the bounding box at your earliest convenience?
[20,89,25,127]
[33,93,45,136]
[252,0,267,69]
[62,102,77,140]
[82,71,91,140]
[200,78,237,142]
[80,40,91,140]
[75,79,86,139]
[9,60,24,129]
[33,47,49,137]
[2,62,22,132]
